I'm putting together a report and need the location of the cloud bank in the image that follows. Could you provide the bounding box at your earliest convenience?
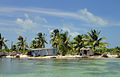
[0,7,113,26]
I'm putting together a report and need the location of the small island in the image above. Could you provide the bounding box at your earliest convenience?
[0,29,120,59]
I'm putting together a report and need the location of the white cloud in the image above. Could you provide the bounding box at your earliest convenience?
[1,7,120,36]
[0,13,52,34]
[78,8,108,26]
[24,13,29,18]
[0,7,111,26]
[16,18,38,30]
[15,14,49,31]
[34,16,48,23]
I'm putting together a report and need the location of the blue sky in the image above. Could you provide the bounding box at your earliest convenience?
[0,0,120,48]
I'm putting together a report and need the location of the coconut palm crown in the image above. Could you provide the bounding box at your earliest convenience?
[16,36,29,51]
[50,29,60,48]
[34,33,48,48]
[72,34,88,54]
[85,29,109,52]
[58,31,71,56]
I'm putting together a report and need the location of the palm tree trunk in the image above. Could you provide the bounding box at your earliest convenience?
[92,47,95,55]
[0,45,2,52]
[78,48,81,55]
[62,50,66,56]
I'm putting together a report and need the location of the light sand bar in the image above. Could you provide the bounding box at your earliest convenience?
[6,54,119,59]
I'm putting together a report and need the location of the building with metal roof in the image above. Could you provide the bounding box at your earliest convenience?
[27,48,57,57]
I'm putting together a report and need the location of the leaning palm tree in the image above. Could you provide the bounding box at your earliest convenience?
[50,29,60,48]
[16,36,29,52]
[58,31,71,56]
[85,29,109,53]
[35,33,48,48]
[0,33,9,52]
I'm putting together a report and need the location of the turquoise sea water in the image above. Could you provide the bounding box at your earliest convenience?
[0,58,120,77]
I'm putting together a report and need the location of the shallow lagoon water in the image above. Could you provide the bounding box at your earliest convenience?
[0,58,120,77]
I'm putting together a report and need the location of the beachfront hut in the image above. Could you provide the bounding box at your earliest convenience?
[28,48,57,57]
[80,48,93,56]
[42,48,57,56]
[28,48,42,57]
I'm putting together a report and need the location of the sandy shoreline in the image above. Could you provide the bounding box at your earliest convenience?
[5,55,119,59]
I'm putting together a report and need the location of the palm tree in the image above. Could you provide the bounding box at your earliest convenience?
[0,33,8,52]
[50,29,60,48]
[16,36,29,51]
[58,31,71,56]
[12,45,17,51]
[85,29,109,53]
[34,33,48,48]
[72,35,87,54]
[30,40,37,48]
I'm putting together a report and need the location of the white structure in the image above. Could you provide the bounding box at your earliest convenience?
[28,48,57,57]
[80,48,93,56]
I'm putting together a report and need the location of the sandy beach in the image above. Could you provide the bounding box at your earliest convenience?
[5,54,118,59]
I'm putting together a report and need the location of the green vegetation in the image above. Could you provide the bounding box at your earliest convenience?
[95,46,120,55]
[72,35,87,55]
[57,31,71,56]
[84,30,109,53]
[16,36,29,52]
[0,29,120,56]
[50,29,60,48]
[49,29,109,55]
[0,33,9,52]
[30,33,48,48]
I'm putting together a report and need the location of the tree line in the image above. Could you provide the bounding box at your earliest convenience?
[1,29,119,55]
